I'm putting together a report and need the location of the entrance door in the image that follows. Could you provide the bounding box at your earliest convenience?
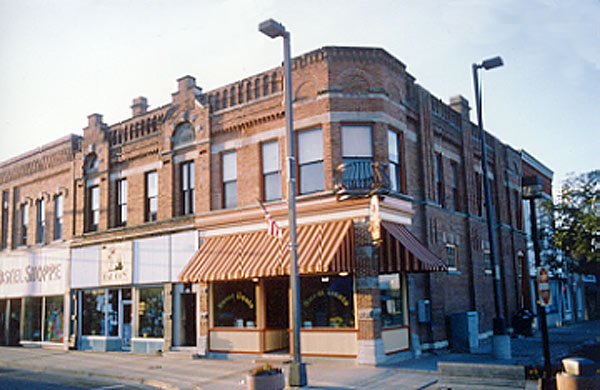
[180,293,196,346]
[122,288,132,350]
[265,278,289,352]
[8,299,21,346]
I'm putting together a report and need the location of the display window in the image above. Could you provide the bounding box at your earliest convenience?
[44,295,64,343]
[23,297,42,341]
[300,275,354,328]
[213,281,256,328]
[82,289,106,336]
[379,273,406,327]
[138,286,164,338]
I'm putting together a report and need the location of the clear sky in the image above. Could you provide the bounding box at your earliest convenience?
[1,0,598,196]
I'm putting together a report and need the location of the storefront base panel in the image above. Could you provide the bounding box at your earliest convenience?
[264,329,288,352]
[20,341,67,350]
[357,338,386,365]
[80,336,122,352]
[382,327,410,355]
[131,338,163,354]
[300,330,358,357]
[210,329,261,353]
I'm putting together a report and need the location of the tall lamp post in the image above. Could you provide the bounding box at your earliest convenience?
[259,18,307,387]
[523,175,552,389]
[472,56,511,359]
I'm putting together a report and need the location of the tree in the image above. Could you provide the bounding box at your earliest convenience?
[552,170,600,277]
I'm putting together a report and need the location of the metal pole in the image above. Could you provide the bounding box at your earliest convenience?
[472,64,506,335]
[282,30,307,387]
[528,197,552,386]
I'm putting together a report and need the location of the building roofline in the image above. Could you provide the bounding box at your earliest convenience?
[0,134,81,168]
[521,149,553,179]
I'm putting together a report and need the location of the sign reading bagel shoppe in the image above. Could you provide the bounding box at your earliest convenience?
[0,248,68,297]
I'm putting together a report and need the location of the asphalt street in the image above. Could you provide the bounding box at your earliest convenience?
[0,367,158,390]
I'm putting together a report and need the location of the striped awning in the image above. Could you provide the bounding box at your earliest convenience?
[179,219,355,282]
[380,221,447,272]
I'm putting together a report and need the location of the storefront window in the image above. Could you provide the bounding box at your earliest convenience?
[0,300,6,345]
[138,286,164,338]
[44,295,64,343]
[213,281,256,328]
[379,273,406,327]
[301,275,354,328]
[23,297,42,341]
[108,289,119,337]
[82,289,106,336]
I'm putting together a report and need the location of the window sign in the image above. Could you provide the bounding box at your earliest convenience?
[301,276,354,328]
[213,281,256,328]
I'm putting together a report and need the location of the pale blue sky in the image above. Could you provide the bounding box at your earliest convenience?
[1,0,598,195]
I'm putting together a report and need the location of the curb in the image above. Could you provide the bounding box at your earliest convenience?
[0,361,180,390]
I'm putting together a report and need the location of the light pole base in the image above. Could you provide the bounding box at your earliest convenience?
[492,335,512,360]
[288,361,307,387]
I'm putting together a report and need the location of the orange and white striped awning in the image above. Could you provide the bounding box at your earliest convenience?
[179,219,354,282]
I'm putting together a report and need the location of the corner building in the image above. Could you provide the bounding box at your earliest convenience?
[0,46,533,364]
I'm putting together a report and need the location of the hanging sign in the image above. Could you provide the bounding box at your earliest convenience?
[368,195,381,242]
[537,267,551,307]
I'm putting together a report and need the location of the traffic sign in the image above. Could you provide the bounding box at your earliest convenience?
[537,267,551,306]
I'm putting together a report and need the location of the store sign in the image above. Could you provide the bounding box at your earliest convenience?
[100,241,133,286]
[537,267,551,307]
[368,195,381,242]
[0,248,68,298]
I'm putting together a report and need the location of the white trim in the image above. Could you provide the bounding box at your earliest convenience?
[421,340,448,350]
[210,111,417,154]
[521,150,553,179]
[110,161,162,181]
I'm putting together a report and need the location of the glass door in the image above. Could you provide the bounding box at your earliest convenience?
[121,288,132,350]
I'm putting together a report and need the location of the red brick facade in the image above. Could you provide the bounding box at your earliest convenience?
[0,46,532,354]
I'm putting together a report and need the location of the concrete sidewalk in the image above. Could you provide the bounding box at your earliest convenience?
[0,320,598,390]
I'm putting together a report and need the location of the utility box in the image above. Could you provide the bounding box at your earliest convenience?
[557,357,600,390]
[448,311,479,353]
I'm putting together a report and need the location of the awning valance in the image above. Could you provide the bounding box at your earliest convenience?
[179,220,354,282]
[380,221,447,273]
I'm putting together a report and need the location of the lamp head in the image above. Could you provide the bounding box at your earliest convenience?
[481,56,504,70]
[259,18,286,38]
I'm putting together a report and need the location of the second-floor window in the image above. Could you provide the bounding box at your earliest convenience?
[342,125,372,163]
[54,194,63,240]
[1,191,8,250]
[262,141,281,202]
[514,190,522,230]
[222,151,237,209]
[21,203,29,246]
[36,199,45,244]
[298,128,324,195]
[435,153,444,207]
[446,244,457,271]
[475,172,483,216]
[145,171,158,222]
[86,185,99,232]
[116,179,127,226]
[181,161,194,215]
[451,162,459,212]
[387,129,404,193]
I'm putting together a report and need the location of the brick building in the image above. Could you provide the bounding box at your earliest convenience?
[1,46,536,363]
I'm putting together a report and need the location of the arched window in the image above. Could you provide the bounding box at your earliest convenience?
[83,153,98,173]
[230,86,236,106]
[172,122,195,149]
[214,92,220,110]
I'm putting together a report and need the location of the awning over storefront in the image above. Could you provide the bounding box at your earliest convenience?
[380,221,447,272]
[179,219,355,282]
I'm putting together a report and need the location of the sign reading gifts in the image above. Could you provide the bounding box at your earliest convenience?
[100,241,133,286]
[0,248,68,297]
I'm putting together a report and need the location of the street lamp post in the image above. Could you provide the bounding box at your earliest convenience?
[472,56,511,359]
[259,18,307,387]
[523,175,552,389]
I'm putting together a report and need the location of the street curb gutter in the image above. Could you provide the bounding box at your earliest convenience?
[0,362,181,390]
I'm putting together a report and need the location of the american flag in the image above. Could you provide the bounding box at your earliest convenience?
[258,200,282,238]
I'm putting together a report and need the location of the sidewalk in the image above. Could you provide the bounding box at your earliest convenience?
[0,320,598,390]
